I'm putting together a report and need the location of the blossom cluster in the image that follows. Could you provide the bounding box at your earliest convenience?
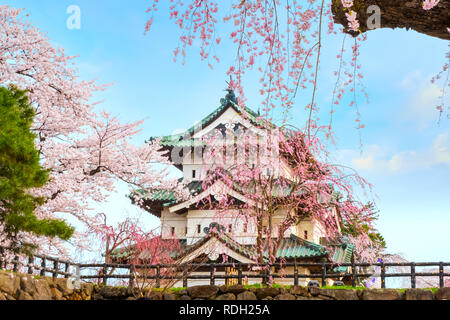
[422,0,440,10]
[0,6,186,256]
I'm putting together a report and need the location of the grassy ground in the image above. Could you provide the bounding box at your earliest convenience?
[320,285,366,290]
[88,281,440,293]
[160,283,439,293]
[319,286,438,293]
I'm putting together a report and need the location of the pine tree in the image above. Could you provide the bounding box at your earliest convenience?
[0,86,74,252]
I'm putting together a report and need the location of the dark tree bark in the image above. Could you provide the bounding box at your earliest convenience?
[331,0,450,40]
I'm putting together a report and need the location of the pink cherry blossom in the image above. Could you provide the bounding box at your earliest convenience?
[341,0,354,8]
[345,10,360,32]
[423,0,440,10]
[0,6,187,256]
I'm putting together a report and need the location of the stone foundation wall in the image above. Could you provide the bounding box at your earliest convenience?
[1,270,449,300]
[0,270,94,300]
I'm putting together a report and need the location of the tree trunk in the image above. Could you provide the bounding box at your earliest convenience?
[331,0,450,40]
[256,215,264,264]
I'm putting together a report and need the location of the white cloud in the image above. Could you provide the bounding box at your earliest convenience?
[396,72,448,129]
[407,85,443,128]
[433,133,450,164]
[350,145,384,170]
[352,154,375,170]
[396,70,423,89]
[388,133,450,172]
[337,134,450,174]
[388,150,427,172]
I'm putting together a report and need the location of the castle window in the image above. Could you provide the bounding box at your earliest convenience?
[171,227,175,236]
[243,223,248,233]
[197,224,201,234]
[228,224,232,233]
[304,230,308,240]
[192,170,196,179]
[185,226,188,235]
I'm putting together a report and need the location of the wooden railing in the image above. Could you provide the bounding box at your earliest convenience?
[1,246,449,288]
[0,246,79,279]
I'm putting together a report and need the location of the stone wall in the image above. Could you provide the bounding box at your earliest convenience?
[0,270,94,300]
[1,270,449,300]
[139,284,449,301]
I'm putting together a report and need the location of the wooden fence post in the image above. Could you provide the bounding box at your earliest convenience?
[27,256,34,275]
[12,255,19,273]
[321,263,326,287]
[380,261,386,289]
[40,257,46,277]
[53,259,59,278]
[262,264,270,286]
[64,263,69,279]
[210,265,215,286]
[102,266,107,286]
[183,273,188,288]
[439,262,444,288]
[129,264,135,288]
[238,263,243,285]
[410,262,416,289]
[294,267,299,286]
[156,264,161,288]
[351,262,357,287]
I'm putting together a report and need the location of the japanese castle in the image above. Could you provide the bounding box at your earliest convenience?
[129,89,354,286]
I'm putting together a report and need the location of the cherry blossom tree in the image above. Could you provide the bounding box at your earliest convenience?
[332,0,449,40]
[0,6,187,256]
[85,214,186,291]
[127,228,186,293]
[144,0,449,137]
[91,213,140,265]
[197,124,382,265]
[140,1,447,267]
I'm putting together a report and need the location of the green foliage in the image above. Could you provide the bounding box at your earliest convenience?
[321,285,366,290]
[245,283,266,289]
[321,286,437,293]
[341,202,387,249]
[368,231,386,249]
[271,283,290,289]
[243,283,290,289]
[0,86,74,250]
[425,288,439,294]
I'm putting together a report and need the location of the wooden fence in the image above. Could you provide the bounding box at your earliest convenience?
[0,246,78,279]
[1,246,449,289]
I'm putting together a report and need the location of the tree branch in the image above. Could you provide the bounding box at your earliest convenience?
[331,0,450,40]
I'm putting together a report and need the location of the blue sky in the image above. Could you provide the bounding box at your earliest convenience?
[4,1,449,262]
